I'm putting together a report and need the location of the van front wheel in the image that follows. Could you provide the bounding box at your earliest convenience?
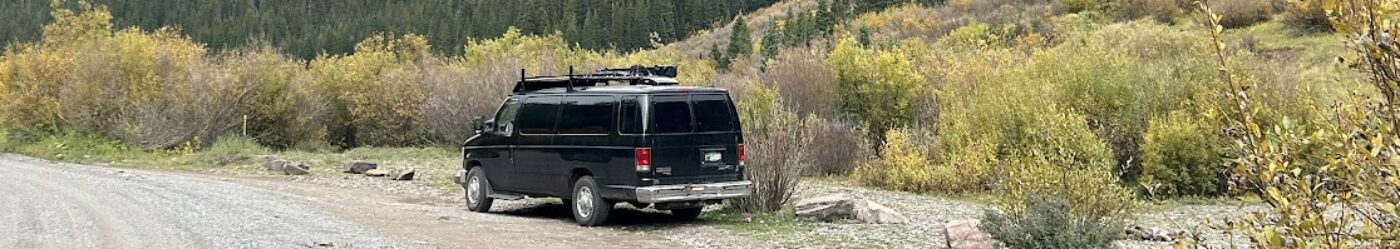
[571,176,612,226]
[464,167,494,212]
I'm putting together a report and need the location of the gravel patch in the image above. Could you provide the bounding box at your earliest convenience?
[1117,203,1264,248]
[787,181,990,248]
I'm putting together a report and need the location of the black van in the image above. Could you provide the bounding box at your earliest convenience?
[455,66,752,226]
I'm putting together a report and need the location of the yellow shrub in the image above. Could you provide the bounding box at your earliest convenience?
[853,128,935,192]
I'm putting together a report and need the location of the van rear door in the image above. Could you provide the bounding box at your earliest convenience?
[646,93,743,185]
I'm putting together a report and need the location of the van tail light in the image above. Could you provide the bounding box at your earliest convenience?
[635,148,652,172]
[738,144,746,167]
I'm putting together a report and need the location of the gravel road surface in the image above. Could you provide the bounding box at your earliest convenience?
[0,154,767,249]
[0,154,411,249]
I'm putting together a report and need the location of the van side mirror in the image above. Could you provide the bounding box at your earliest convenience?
[471,116,486,134]
[482,120,496,134]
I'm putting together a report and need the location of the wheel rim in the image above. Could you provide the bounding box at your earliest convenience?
[467,175,481,205]
[575,186,594,219]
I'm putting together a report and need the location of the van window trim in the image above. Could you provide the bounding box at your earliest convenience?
[617,94,644,136]
[555,94,617,136]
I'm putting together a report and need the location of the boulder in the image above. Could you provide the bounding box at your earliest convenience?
[364,169,390,177]
[794,194,906,224]
[795,194,858,222]
[390,167,416,181]
[343,160,379,174]
[855,200,908,224]
[282,162,311,175]
[266,157,288,171]
[945,219,996,249]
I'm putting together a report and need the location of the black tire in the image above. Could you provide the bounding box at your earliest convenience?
[671,207,703,221]
[571,176,612,226]
[464,167,494,212]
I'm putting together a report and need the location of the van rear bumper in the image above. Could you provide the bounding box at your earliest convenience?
[631,181,752,203]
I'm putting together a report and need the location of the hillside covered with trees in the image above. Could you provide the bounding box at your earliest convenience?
[0,0,780,58]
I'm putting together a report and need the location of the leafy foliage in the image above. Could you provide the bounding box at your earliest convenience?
[981,195,1121,249]
[1139,110,1226,197]
[829,36,927,140]
[1193,1,1398,246]
[852,128,936,192]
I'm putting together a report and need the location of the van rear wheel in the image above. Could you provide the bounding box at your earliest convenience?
[464,167,494,212]
[571,176,611,226]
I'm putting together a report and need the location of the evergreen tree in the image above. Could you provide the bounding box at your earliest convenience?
[711,43,730,71]
[726,15,752,58]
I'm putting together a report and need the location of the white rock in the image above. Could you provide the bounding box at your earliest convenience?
[795,194,906,224]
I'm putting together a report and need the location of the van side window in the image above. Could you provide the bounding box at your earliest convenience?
[494,98,522,134]
[518,95,562,134]
[693,94,737,132]
[558,96,615,134]
[618,96,642,134]
[651,95,694,133]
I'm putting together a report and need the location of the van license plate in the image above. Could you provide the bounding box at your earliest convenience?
[691,185,706,192]
[704,151,723,163]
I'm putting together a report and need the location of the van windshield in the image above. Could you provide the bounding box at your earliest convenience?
[650,94,736,133]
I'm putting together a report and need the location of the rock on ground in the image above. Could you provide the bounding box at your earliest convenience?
[266,157,287,172]
[344,160,379,174]
[795,193,907,224]
[363,169,390,177]
[945,219,996,249]
[390,168,415,181]
[795,193,858,222]
[282,162,310,175]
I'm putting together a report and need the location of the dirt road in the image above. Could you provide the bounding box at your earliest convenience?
[0,154,763,249]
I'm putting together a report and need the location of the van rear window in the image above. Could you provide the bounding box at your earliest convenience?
[693,94,736,132]
[650,94,736,133]
[651,95,693,133]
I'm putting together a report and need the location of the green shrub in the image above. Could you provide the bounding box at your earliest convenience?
[982,195,1121,249]
[1210,0,1276,29]
[1139,111,1226,197]
[829,36,927,140]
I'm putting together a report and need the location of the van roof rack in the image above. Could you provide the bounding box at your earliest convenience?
[513,65,680,93]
